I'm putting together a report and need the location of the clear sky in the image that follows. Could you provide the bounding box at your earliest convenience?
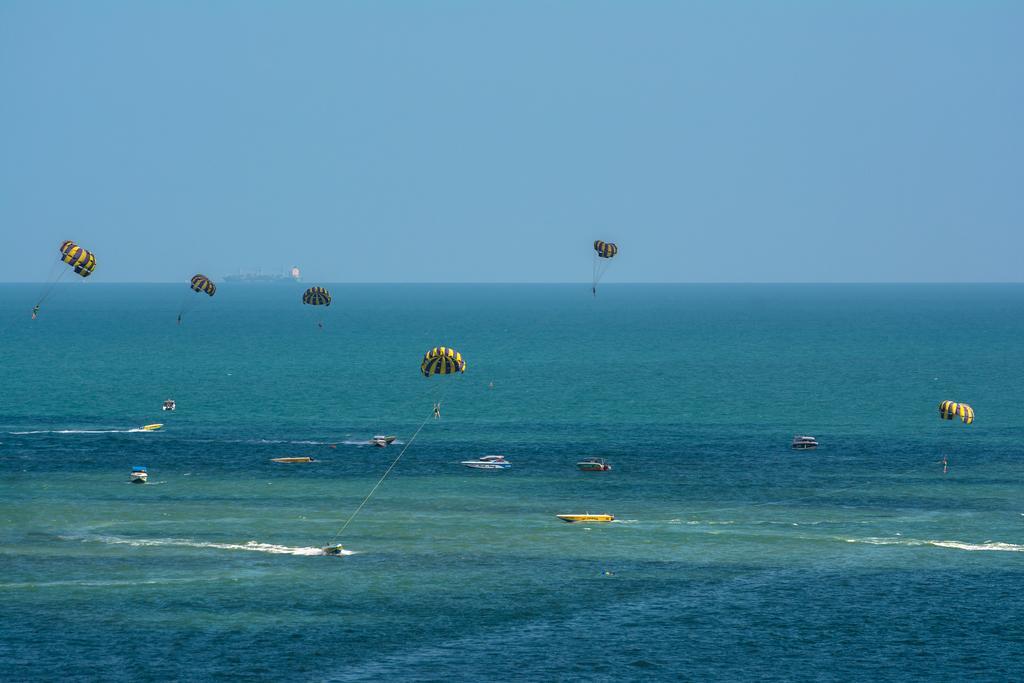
[1,1,1021,283]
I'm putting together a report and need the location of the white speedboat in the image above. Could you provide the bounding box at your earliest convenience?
[577,458,612,472]
[370,435,397,447]
[162,399,176,411]
[129,466,148,484]
[791,435,819,450]
[461,455,511,470]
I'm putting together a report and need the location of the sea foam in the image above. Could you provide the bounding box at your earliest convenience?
[66,534,352,556]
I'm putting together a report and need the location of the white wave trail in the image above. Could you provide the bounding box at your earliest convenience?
[0,577,220,590]
[10,428,155,435]
[845,537,1024,552]
[67,534,352,556]
[928,541,1024,552]
[341,439,405,446]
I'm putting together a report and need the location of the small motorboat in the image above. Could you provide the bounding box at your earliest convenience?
[129,466,148,484]
[461,455,511,470]
[162,399,176,411]
[140,423,163,432]
[370,435,397,447]
[271,457,315,463]
[577,458,612,472]
[791,435,819,450]
[556,513,614,523]
[322,544,345,556]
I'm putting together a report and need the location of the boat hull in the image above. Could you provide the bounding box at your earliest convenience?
[556,514,614,523]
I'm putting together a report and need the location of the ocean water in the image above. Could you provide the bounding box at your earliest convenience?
[1,283,1022,681]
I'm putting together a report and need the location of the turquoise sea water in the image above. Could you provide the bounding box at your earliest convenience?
[2,283,1023,681]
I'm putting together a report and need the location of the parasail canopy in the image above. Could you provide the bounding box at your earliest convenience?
[939,400,974,424]
[190,274,216,297]
[59,240,96,278]
[302,286,332,306]
[593,240,618,259]
[421,346,466,377]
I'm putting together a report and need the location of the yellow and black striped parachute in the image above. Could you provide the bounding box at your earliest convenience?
[302,286,331,306]
[939,400,974,424]
[939,400,957,420]
[59,240,96,278]
[421,347,466,377]
[594,240,618,259]
[190,274,216,297]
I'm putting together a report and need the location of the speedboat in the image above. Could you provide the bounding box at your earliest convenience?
[141,423,163,432]
[577,458,612,472]
[370,435,397,447]
[271,457,315,463]
[791,435,819,450]
[162,399,176,411]
[556,513,614,523]
[461,455,511,470]
[322,544,345,556]
[129,466,148,484]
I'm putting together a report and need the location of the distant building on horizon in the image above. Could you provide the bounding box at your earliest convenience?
[223,266,301,283]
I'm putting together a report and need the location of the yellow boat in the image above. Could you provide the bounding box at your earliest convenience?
[141,423,163,431]
[556,513,615,523]
[271,456,315,463]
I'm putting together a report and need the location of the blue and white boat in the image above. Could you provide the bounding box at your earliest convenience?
[129,466,148,484]
[461,455,511,470]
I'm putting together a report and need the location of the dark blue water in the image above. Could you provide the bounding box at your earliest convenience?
[1,284,1022,680]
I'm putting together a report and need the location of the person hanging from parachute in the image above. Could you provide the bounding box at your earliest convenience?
[178,274,216,325]
[33,240,97,319]
[421,346,466,419]
[302,286,332,328]
[938,400,973,471]
[592,240,618,297]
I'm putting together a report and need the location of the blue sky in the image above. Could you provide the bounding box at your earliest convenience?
[1,1,1021,283]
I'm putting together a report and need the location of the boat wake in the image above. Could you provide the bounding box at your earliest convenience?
[64,534,353,556]
[341,439,405,447]
[236,438,403,447]
[669,519,737,525]
[10,428,157,435]
[845,537,1024,552]
[251,438,336,446]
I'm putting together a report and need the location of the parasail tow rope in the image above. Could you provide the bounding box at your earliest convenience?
[34,266,70,309]
[325,406,438,547]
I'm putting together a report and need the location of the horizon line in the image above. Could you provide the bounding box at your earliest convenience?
[2,281,1023,286]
